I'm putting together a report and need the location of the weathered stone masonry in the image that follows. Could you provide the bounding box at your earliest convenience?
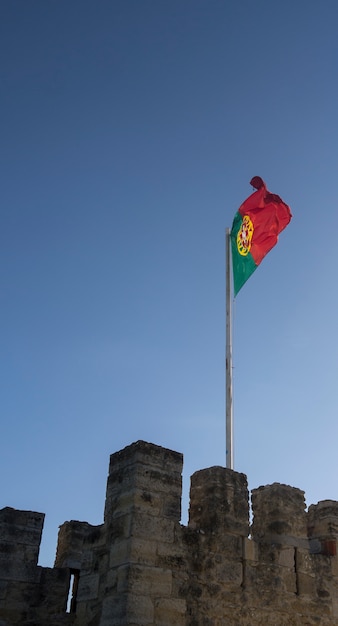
[1,440,338,625]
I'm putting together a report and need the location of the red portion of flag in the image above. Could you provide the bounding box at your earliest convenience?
[237,178,292,266]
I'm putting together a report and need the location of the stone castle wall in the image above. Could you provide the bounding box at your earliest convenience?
[1,440,338,625]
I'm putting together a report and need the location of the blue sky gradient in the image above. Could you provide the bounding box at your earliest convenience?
[1,0,338,565]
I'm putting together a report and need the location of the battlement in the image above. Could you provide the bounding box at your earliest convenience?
[1,441,338,625]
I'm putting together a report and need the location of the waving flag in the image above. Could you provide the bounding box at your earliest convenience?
[231,176,292,295]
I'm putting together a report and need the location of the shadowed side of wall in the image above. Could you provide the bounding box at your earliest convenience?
[0,507,73,626]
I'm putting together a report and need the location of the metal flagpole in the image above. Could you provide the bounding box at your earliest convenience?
[225,227,234,469]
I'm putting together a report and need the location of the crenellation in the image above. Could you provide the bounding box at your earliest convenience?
[0,508,73,625]
[2,441,338,625]
[104,441,183,528]
[251,483,308,540]
[188,466,249,537]
[55,520,103,570]
[308,501,338,545]
[0,508,44,575]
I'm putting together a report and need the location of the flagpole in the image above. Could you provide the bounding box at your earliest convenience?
[225,227,234,469]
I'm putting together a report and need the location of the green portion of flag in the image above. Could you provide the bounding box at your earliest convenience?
[231,211,257,295]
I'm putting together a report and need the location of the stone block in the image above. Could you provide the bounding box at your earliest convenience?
[0,580,37,613]
[243,537,258,562]
[103,567,118,595]
[129,538,157,565]
[215,560,243,586]
[100,593,155,626]
[0,508,44,532]
[108,513,132,542]
[162,493,182,520]
[132,468,181,498]
[0,557,41,582]
[99,595,127,626]
[131,512,175,543]
[76,572,99,602]
[80,549,94,572]
[126,594,155,624]
[109,539,130,567]
[278,547,295,568]
[156,541,186,570]
[108,441,183,476]
[110,537,158,568]
[191,529,244,559]
[106,487,174,522]
[297,571,316,596]
[117,564,172,597]
[296,548,314,574]
[281,568,297,593]
[37,566,70,613]
[332,594,338,618]
[154,597,186,625]
[0,526,43,550]
[331,555,338,577]
[0,580,7,600]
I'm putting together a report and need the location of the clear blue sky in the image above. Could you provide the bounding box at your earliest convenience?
[1,0,338,566]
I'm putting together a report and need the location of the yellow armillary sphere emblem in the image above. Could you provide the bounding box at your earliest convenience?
[237,215,254,256]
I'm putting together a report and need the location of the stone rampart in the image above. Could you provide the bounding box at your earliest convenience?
[1,440,338,625]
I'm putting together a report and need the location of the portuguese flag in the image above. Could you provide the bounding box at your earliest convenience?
[231,177,292,295]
